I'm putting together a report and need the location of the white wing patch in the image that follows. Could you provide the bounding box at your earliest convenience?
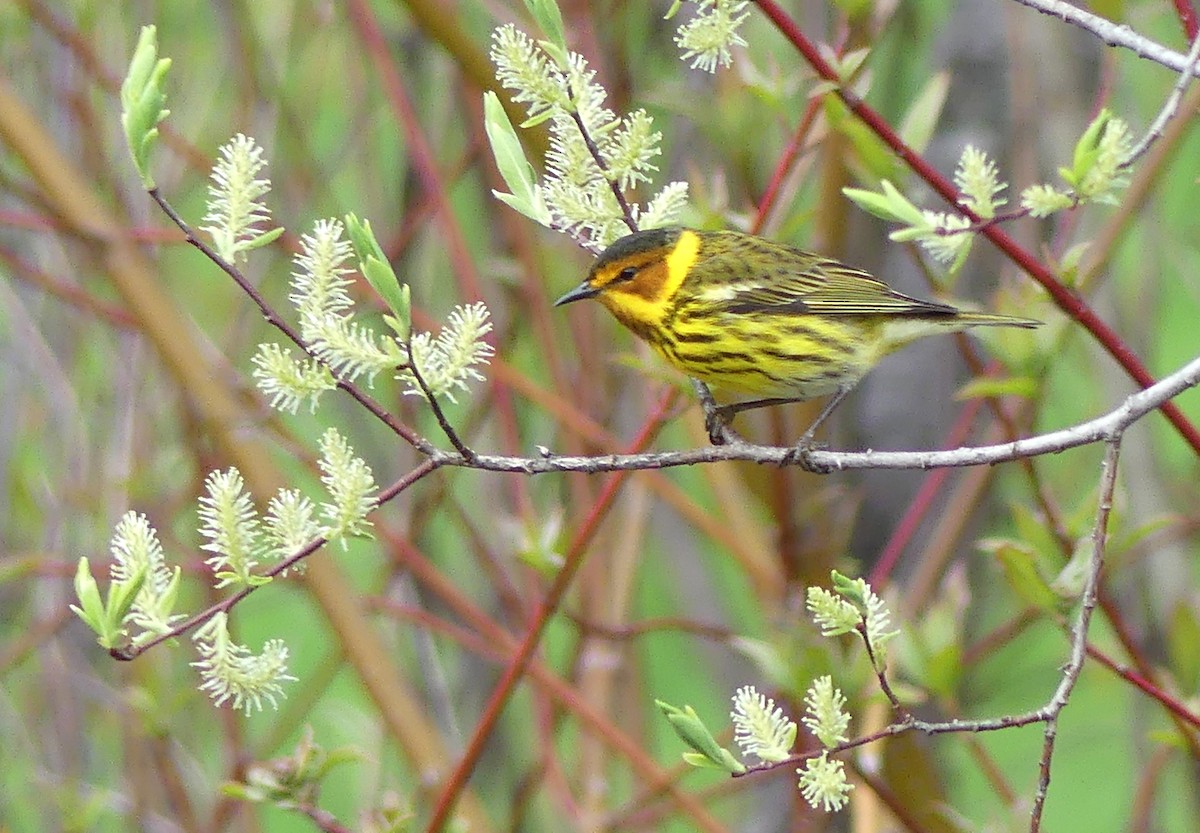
[696,282,764,303]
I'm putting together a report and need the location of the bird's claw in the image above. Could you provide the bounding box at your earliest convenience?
[781,436,833,473]
[705,405,737,445]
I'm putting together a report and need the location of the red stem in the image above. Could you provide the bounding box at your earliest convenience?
[423,390,679,833]
[869,397,985,585]
[1173,0,1200,40]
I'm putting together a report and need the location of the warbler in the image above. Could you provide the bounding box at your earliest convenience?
[555,227,1040,442]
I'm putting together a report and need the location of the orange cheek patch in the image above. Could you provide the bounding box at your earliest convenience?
[628,261,669,302]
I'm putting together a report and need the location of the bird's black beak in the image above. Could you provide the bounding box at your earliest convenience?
[554,281,601,307]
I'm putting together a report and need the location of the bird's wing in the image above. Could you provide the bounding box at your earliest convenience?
[701,238,957,317]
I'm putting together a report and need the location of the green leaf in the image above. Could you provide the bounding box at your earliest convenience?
[238,226,285,253]
[922,636,963,701]
[345,214,411,339]
[1111,514,1173,565]
[826,98,895,180]
[1057,241,1090,286]
[1049,538,1092,602]
[120,26,172,189]
[982,540,1058,613]
[1070,109,1111,180]
[682,751,722,769]
[1060,108,1113,191]
[70,558,106,634]
[524,0,567,55]
[946,233,974,274]
[71,557,147,650]
[106,564,148,627]
[843,181,924,227]
[158,566,182,617]
[955,375,1038,401]
[1008,503,1062,570]
[898,72,949,155]
[483,92,551,225]
[382,312,412,345]
[830,570,866,608]
[656,700,746,773]
[829,48,870,83]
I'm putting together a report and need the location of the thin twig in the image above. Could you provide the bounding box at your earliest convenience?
[563,83,639,234]
[1009,0,1200,78]
[403,347,477,462]
[857,621,909,720]
[1124,33,1200,165]
[1027,439,1119,831]
[148,189,436,455]
[109,458,442,660]
[747,438,1124,826]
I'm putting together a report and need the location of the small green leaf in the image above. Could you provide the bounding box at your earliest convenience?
[830,48,870,83]
[656,700,746,773]
[382,310,412,344]
[826,98,894,179]
[106,564,148,627]
[120,26,172,189]
[1112,515,1173,562]
[1008,503,1061,563]
[158,565,182,616]
[830,570,866,608]
[519,109,556,130]
[898,72,949,155]
[345,214,411,338]
[955,375,1038,401]
[682,751,721,769]
[947,233,974,273]
[238,226,285,253]
[71,557,147,649]
[808,79,840,99]
[908,603,964,701]
[70,558,106,634]
[1057,241,1091,285]
[1069,109,1111,183]
[843,181,925,227]
[484,92,551,225]
[524,0,567,55]
[982,540,1058,613]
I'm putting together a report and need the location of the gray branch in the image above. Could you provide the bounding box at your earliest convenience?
[423,352,1200,475]
[1011,0,1200,77]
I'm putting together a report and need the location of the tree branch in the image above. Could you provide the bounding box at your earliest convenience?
[418,351,1200,475]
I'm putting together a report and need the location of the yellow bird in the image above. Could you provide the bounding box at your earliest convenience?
[556,227,1039,442]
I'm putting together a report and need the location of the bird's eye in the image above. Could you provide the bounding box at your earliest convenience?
[614,266,638,283]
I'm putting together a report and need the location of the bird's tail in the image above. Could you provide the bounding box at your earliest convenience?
[950,311,1042,329]
[879,310,1041,355]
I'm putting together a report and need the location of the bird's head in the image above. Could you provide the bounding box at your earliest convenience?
[555,228,699,330]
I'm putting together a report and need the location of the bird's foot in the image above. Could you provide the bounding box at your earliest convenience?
[781,434,833,474]
[704,405,743,446]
